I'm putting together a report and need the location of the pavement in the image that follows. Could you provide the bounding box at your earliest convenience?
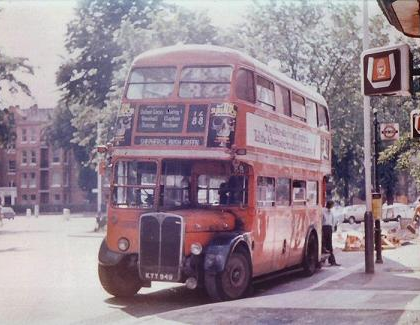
[132,225,420,325]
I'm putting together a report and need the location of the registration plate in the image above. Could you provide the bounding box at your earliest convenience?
[144,272,175,281]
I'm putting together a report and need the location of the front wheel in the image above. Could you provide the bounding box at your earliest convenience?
[302,233,319,276]
[98,259,142,297]
[205,251,251,302]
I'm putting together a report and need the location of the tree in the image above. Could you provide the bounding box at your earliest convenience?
[227,1,403,203]
[0,7,33,146]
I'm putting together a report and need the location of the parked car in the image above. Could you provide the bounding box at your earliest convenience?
[382,203,413,222]
[343,204,366,224]
[1,206,16,220]
[331,205,345,231]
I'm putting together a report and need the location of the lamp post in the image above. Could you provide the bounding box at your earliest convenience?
[373,108,383,264]
[363,0,375,274]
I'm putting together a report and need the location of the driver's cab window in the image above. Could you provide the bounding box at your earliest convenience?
[112,160,157,208]
[160,160,191,208]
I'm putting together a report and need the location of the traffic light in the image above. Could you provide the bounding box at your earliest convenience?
[410,110,420,138]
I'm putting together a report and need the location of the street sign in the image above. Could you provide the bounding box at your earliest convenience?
[380,123,399,141]
[411,109,420,138]
[361,43,412,96]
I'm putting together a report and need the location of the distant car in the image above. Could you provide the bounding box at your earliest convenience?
[382,203,413,222]
[343,204,366,224]
[331,205,345,231]
[1,207,16,220]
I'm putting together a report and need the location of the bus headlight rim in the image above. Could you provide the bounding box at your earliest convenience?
[118,237,130,251]
[191,242,203,255]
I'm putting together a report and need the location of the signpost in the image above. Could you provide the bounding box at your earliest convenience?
[380,123,399,141]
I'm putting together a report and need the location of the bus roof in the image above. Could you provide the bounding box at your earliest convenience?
[132,44,327,106]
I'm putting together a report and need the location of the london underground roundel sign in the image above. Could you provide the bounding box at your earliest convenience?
[380,123,399,141]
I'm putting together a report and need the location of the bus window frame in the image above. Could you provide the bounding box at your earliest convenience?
[292,180,306,206]
[275,83,292,117]
[124,66,178,100]
[178,64,233,99]
[275,177,291,206]
[291,92,307,123]
[317,103,330,131]
[306,180,318,206]
[257,176,276,207]
[255,74,276,111]
[235,67,256,103]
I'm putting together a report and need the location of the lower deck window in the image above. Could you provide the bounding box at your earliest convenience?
[292,180,306,205]
[198,175,248,206]
[257,176,275,207]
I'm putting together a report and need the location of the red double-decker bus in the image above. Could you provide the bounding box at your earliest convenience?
[98,45,331,301]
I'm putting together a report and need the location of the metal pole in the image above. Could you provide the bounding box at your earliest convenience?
[373,108,383,264]
[97,122,102,223]
[363,0,375,274]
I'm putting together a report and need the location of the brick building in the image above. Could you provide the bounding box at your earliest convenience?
[0,105,94,213]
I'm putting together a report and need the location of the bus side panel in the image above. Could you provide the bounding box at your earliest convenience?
[273,206,293,271]
[287,206,308,267]
[252,207,277,276]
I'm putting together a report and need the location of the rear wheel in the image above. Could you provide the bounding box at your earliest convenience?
[98,258,142,297]
[205,251,251,302]
[348,216,356,224]
[303,233,318,276]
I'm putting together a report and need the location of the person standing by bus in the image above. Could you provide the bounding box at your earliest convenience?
[322,200,340,266]
[408,198,420,234]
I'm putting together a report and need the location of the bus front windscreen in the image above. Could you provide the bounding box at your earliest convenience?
[179,66,232,99]
[112,160,157,208]
[126,67,177,99]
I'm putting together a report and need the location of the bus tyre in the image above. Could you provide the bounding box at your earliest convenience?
[303,233,318,277]
[98,261,142,297]
[205,251,251,302]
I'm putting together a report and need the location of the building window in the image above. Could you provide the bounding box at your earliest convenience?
[63,150,68,163]
[31,150,36,164]
[291,93,306,122]
[8,181,15,187]
[52,171,62,187]
[63,170,69,186]
[54,194,61,201]
[235,68,255,103]
[30,128,36,142]
[29,172,36,188]
[22,194,28,201]
[22,150,28,165]
[257,176,275,207]
[8,160,16,173]
[30,194,36,201]
[52,148,60,163]
[21,129,27,142]
[22,173,28,188]
[256,76,275,110]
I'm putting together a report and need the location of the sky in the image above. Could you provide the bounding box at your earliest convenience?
[0,0,383,109]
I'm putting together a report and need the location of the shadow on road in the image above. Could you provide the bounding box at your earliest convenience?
[105,285,212,318]
[0,247,28,253]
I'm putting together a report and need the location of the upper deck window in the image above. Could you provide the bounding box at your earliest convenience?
[291,93,306,122]
[256,76,275,110]
[179,66,232,98]
[306,99,318,128]
[235,68,255,103]
[277,85,291,116]
[126,67,177,99]
[317,104,330,131]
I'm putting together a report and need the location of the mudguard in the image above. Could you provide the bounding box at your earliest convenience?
[302,225,319,262]
[204,232,252,273]
[98,238,125,266]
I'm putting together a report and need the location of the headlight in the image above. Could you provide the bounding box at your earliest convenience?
[118,237,130,251]
[190,242,203,255]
